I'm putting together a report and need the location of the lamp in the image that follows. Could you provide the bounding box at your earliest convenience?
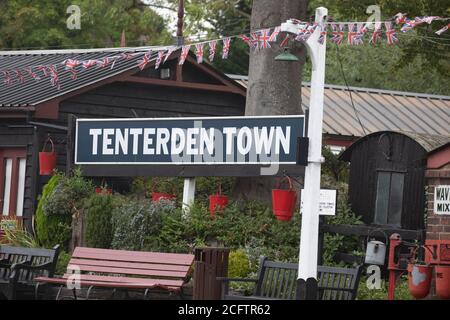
[275,48,299,62]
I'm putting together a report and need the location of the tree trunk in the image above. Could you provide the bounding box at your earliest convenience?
[234,0,307,202]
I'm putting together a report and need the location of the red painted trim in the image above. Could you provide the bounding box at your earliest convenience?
[427,146,450,169]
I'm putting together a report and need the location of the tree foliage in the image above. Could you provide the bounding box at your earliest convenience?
[0,0,172,49]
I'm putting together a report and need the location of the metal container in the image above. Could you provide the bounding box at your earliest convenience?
[365,240,387,265]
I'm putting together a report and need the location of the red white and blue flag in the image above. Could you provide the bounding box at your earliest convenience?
[269,26,281,42]
[64,59,81,69]
[415,16,440,25]
[26,67,40,81]
[48,65,60,89]
[331,23,345,45]
[394,13,407,25]
[208,41,217,61]
[400,19,417,32]
[385,22,399,44]
[239,34,253,48]
[347,23,358,45]
[155,50,165,69]
[179,45,191,65]
[436,23,450,35]
[15,69,25,84]
[318,25,327,44]
[97,57,110,68]
[195,43,204,64]
[138,51,152,70]
[370,23,382,44]
[250,32,260,49]
[82,60,98,69]
[164,47,176,63]
[258,29,272,49]
[222,37,231,59]
[2,71,12,85]
[36,65,49,77]
[353,23,365,45]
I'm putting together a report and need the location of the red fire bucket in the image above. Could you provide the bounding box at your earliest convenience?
[39,137,56,176]
[152,192,176,203]
[209,184,229,217]
[435,265,450,299]
[272,177,297,221]
[407,263,433,299]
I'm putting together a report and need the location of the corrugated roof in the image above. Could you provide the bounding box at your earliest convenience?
[229,75,450,138]
[0,47,167,107]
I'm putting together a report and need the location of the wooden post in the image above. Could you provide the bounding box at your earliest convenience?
[66,114,76,175]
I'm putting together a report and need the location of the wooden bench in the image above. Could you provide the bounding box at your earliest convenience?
[219,257,362,300]
[34,247,195,300]
[0,245,60,299]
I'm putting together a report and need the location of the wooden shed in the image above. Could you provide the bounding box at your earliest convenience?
[340,131,450,234]
[0,47,246,230]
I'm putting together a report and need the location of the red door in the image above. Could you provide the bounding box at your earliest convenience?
[0,148,27,223]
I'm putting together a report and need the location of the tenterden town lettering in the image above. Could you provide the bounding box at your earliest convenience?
[75,116,305,165]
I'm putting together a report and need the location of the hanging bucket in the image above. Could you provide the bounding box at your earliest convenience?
[39,137,56,176]
[272,176,297,221]
[435,265,450,299]
[95,179,112,194]
[152,192,176,202]
[407,263,433,299]
[364,230,388,265]
[209,184,229,217]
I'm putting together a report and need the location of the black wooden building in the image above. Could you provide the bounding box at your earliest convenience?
[340,131,450,236]
[0,48,246,230]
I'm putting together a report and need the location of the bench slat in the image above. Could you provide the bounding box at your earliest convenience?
[73,247,194,265]
[67,264,188,278]
[62,274,184,286]
[69,258,190,272]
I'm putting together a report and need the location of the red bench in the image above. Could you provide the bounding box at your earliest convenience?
[35,247,194,300]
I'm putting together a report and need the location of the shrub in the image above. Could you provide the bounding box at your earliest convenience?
[84,193,115,248]
[228,249,251,278]
[55,251,71,276]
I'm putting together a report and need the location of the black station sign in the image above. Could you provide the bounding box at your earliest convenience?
[75,115,305,165]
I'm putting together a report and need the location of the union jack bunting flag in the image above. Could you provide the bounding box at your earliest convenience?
[269,26,281,42]
[48,65,60,89]
[26,67,40,81]
[15,69,25,84]
[179,45,191,65]
[415,16,440,25]
[436,23,450,35]
[121,52,133,60]
[400,19,417,33]
[295,24,309,42]
[238,34,253,47]
[347,23,358,45]
[280,34,291,47]
[36,65,49,77]
[164,47,176,63]
[250,32,260,49]
[64,59,81,69]
[67,68,78,80]
[2,71,12,85]
[259,29,272,49]
[394,13,407,25]
[82,60,98,69]
[138,51,152,70]
[370,23,382,44]
[353,23,365,45]
[304,24,317,41]
[155,50,165,69]
[195,43,204,64]
[97,57,110,68]
[208,40,217,61]
[385,22,399,44]
[318,25,327,44]
[331,23,345,45]
[222,37,231,59]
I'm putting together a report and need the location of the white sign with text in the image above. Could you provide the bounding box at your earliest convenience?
[300,189,337,216]
[435,185,450,215]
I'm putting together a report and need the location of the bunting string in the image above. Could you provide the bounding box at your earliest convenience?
[1,13,449,89]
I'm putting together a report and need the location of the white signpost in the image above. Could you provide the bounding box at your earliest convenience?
[281,6,328,296]
[435,185,450,215]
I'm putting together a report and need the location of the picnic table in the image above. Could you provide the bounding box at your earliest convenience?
[35,247,194,300]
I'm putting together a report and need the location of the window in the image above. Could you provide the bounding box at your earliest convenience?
[374,171,404,226]
[0,148,27,217]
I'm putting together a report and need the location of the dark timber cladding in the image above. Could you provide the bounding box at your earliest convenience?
[340,131,450,231]
[0,47,247,230]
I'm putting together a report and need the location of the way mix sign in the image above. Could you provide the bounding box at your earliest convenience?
[75,115,305,165]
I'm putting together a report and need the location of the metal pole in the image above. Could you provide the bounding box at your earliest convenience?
[176,0,185,46]
[182,177,196,215]
[297,7,328,295]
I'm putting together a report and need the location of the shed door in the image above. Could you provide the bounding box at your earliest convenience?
[0,148,27,218]
[374,171,405,227]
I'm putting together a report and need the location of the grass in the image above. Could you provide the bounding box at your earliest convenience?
[357,275,413,300]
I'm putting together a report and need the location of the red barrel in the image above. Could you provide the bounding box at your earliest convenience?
[272,177,297,221]
[209,194,229,217]
[152,192,176,202]
[39,137,56,176]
